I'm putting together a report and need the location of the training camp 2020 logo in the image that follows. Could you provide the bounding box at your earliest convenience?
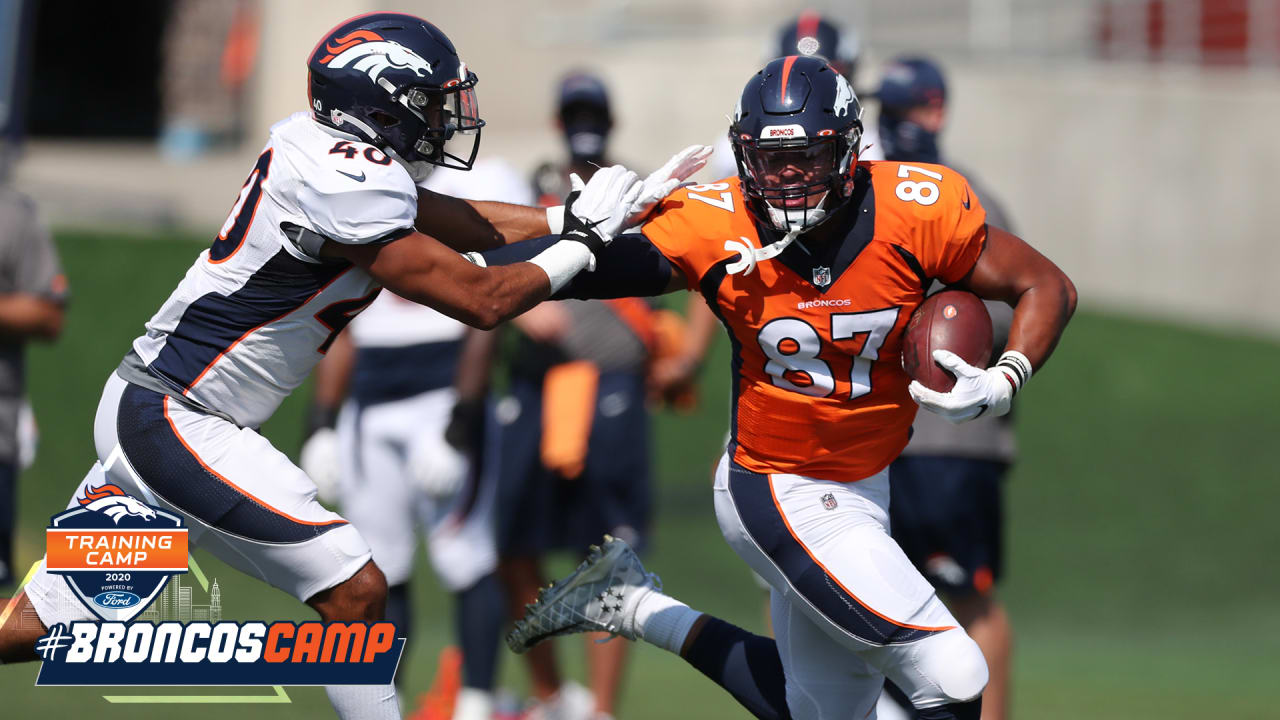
[36,483,403,686]
[45,483,189,622]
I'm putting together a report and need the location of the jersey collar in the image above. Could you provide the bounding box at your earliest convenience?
[770,167,875,295]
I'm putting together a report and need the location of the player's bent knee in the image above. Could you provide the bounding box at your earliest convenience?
[914,629,988,704]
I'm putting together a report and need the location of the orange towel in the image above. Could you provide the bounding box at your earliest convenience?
[540,361,600,479]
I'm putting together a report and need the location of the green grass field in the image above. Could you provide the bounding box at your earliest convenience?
[3,230,1277,718]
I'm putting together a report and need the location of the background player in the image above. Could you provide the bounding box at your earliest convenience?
[491,55,1076,719]
[0,163,66,589]
[873,57,1018,720]
[300,156,533,720]
[0,13,707,720]
[485,71,712,720]
[707,10,882,181]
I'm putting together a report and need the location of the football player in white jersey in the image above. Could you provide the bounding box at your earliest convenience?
[299,159,533,720]
[0,13,708,720]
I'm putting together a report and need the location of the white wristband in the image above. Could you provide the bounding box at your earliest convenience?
[545,205,565,235]
[995,350,1033,394]
[528,240,593,294]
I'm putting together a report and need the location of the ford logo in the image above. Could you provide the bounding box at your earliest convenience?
[93,591,141,609]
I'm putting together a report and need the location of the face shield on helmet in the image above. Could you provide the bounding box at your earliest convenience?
[393,68,483,177]
[733,129,857,234]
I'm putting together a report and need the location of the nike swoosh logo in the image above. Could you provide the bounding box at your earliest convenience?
[336,169,366,182]
[962,188,971,210]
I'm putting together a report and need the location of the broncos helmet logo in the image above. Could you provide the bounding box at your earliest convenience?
[319,30,433,84]
[833,74,855,118]
[79,484,157,524]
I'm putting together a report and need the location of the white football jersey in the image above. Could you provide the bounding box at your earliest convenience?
[132,112,419,428]
[348,158,533,350]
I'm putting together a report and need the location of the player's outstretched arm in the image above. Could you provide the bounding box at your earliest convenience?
[415,144,712,252]
[471,232,688,300]
[334,165,644,328]
[324,232,558,330]
[910,226,1076,423]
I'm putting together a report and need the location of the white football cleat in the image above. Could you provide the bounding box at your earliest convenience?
[507,535,660,653]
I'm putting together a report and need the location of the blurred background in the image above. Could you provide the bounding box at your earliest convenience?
[1,0,1278,718]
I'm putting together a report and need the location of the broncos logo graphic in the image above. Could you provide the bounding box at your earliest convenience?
[833,74,856,118]
[319,30,433,83]
[78,484,157,524]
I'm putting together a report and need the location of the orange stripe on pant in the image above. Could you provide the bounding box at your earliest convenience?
[162,396,346,529]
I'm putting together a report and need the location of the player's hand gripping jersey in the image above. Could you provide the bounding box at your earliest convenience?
[643,163,986,480]
[131,112,419,428]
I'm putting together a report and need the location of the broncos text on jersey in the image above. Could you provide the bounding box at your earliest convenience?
[131,112,419,428]
[642,163,986,480]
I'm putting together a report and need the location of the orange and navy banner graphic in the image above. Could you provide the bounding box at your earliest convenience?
[46,484,188,622]
[35,621,404,686]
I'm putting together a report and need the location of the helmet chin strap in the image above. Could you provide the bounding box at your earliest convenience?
[384,145,435,183]
[725,191,830,275]
[725,229,800,276]
[314,112,435,184]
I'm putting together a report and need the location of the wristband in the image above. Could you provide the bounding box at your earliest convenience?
[529,240,593,294]
[546,205,565,235]
[995,350,1033,394]
[558,189,608,257]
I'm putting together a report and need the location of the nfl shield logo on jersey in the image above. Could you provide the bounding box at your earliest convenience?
[812,266,832,288]
[821,492,838,511]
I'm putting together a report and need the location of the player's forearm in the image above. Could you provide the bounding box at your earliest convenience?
[1003,271,1077,372]
[453,328,498,401]
[395,262,552,330]
[476,233,679,300]
[680,295,720,367]
[0,294,64,341]
[415,190,550,251]
[311,328,356,410]
[464,199,553,245]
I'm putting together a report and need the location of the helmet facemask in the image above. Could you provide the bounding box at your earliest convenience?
[386,69,483,178]
[733,125,860,234]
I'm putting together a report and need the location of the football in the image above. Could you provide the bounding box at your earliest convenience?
[902,290,993,392]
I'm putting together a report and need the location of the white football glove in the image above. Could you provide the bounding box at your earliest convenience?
[408,432,470,499]
[908,349,1032,424]
[569,165,642,240]
[624,144,714,228]
[299,428,341,504]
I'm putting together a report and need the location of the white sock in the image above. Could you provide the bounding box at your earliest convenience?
[325,683,401,720]
[633,590,703,655]
[452,687,494,720]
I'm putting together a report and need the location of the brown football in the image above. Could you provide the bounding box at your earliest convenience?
[902,290,993,392]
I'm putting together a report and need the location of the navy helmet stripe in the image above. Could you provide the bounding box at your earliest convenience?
[726,460,950,645]
[151,249,349,391]
[115,383,346,543]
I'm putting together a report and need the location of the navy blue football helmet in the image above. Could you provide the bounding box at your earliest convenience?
[308,12,483,180]
[730,56,863,234]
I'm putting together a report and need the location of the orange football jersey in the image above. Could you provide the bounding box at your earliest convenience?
[643,162,987,480]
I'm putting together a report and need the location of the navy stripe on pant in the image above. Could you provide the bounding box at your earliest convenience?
[115,382,345,543]
[725,460,946,646]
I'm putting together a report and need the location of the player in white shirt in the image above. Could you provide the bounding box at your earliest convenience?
[0,13,709,720]
[300,159,533,720]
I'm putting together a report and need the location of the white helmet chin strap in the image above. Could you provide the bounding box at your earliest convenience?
[383,145,435,183]
[725,229,800,276]
[724,192,828,276]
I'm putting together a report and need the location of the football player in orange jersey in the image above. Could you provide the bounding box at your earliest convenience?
[476,55,1075,720]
